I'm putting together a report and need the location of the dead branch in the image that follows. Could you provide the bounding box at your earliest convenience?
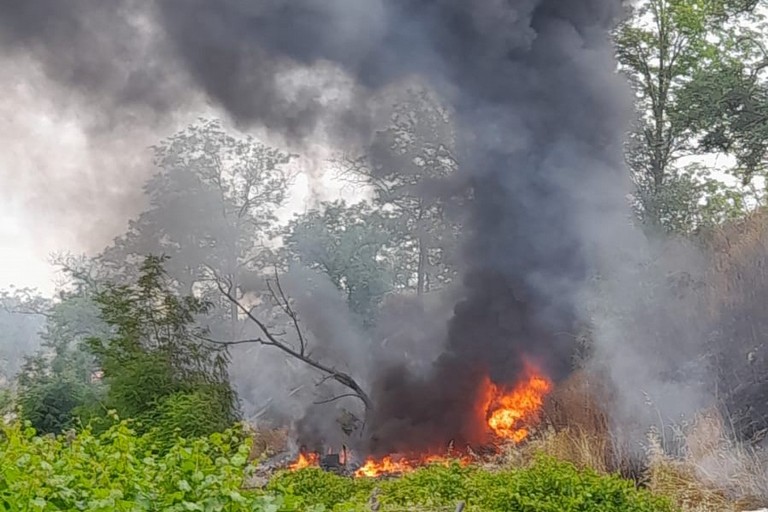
[314,393,362,405]
[213,272,373,413]
[267,266,306,356]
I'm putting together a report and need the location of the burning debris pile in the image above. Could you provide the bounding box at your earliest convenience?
[277,363,553,478]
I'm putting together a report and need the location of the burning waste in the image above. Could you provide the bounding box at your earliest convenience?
[482,364,553,443]
[288,362,553,477]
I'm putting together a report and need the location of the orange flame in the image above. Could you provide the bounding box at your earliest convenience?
[288,452,319,470]
[482,366,552,443]
[354,454,467,478]
[288,363,552,477]
[355,455,414,477]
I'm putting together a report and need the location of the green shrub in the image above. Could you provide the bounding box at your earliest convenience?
[270,457,677,512]
[268,468,374,510]
[374,462,476,508]
[17,377,87,435]
[0,421,680,512]
[148,386,241,451]
[82,256,240,440]
[0,419,271,511]
[463,456,675,512]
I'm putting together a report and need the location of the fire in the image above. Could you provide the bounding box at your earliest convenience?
[288,451,318,470]
[355,454,467,478]
[355,455,414,477]
[287,362,552,477]
[482,366,552,443]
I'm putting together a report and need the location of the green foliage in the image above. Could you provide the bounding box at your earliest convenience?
[0,288,47,381]
[462,457,674,512]
[335,89,461,294]
[16,376,88,435]
[149,386,239,451]
[84,255,239,440]
[268,468,374,510]
[634,164,751,234]
[0,423,681,512]
[15,258,113,435]
[102,118,296,333]
[269,458,678,512]
[616,0,760,233]
[676,35,768,181]
[373,462,474,507]
[283,200,398,324]
[0,419,268,511]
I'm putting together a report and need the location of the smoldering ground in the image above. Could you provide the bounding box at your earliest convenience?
[1,0,739,456]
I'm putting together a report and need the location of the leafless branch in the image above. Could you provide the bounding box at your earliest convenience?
[212,269,373,413]
[1,307,51,319]
[200,335,267,347]
[266,266,306,356]
[316,374,336,387]
[314,393,361,405]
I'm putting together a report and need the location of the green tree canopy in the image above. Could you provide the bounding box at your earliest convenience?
[282,200,397,325]
[85,255,239,440]
[101,118,296,337]
[336,89,461,293]
[616,0,760,232]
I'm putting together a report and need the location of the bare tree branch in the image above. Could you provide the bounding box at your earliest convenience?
[267,266,306,356]
[314,393,361,405]
[212,270,373,413]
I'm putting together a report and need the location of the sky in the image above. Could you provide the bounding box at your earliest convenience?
[0,49,357,296]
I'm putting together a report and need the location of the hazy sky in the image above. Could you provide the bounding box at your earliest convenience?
[0,49,741,297]
[0,52,355,296]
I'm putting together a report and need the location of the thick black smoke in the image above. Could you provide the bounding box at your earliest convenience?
[0,0,634,453]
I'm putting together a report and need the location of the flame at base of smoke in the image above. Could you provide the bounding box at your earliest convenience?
[290,362,552,477]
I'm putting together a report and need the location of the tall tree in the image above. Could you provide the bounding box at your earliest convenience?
[676,15,768,184]
[282,200,398,325]
[102,118,295,336]
[616,0,757,232]
[85,255,238,439]
[16,257,110,435]
[0,289,47,383]
[337,89,461,294]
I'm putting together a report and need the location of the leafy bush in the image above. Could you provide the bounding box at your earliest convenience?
[84,256,239,441]
[148,386,239,451]
[0,418,267,511]
[0,421,679,512]
[464,457,675,512]
[270,457,679,512]
[267,468,374,510]
[17,376,90,435]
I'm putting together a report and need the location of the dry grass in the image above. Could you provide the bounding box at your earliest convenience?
[244,426,289,461]
[668,410,768,510]
[497,371,768,512]
[532,370,616,473]
[531,425,613,473]
[646,433,733,512]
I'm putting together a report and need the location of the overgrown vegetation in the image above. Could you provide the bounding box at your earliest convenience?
[0,420,678,512]
[16,256,239,444]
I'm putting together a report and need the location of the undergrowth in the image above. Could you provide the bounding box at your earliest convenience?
[0,418,680,512]
[4,406,765,512]
[268,457,676,511]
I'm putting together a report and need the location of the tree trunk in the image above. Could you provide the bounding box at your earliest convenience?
[416,235,427,297]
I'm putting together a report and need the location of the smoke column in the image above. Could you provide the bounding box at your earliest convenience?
[152,0,635,453]
[1,0,637,452]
